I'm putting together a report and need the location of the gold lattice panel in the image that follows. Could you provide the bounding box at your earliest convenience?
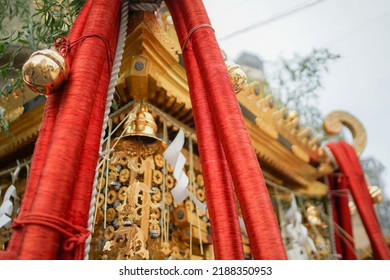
[90,148,213,260]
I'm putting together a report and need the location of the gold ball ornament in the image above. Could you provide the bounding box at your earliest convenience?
[22,49,69,95]
[225,60,247,94]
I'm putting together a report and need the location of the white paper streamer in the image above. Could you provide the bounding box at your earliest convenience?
[3,184,17,202]
[0,184,18,228]
[164,130,206,214]
[170,173,189,203]
[0,214,11,228]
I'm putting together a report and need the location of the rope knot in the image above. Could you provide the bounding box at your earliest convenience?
[12,213,90,253]
[63,231,91,252]
[54,36,70,57]
[53,34,113,70]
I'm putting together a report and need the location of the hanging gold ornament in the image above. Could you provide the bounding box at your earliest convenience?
[225,60,247,94]
[116,104,166,156]
[22,49,69,95]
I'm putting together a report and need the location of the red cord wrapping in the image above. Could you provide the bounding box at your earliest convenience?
[61,51,109,260]
[2,0,121,259]
[329,174,356,259]
[1,0,93,260]
[328,141,390,259]
[165,1,244,260]
[13,213,90,252]
[165,0,286,259]
[63,4,120,259]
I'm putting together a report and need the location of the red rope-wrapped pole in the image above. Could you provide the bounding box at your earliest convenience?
[62,3,120,260]
[165,0,286,259]
[328,141,390,259]
[341,141,390,259]
[165,0,244,260]
[329,174,356,259]
[1,1,93,260]
[8,0,121,259]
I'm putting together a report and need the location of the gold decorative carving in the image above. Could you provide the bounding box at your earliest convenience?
[323,110,367,156]
[91,140,211,259]
[103,223,149,260]
[291,144,310,163]
[238,81,330,168]
[236,80,334,194]
[0,102,44,158]
[244,117,329,196]
[255,117,278,139]
[143,12,179,60]
[116,12,191,109]
[225,61,247,94]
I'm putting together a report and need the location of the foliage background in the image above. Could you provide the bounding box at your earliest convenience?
[0,0,85,134]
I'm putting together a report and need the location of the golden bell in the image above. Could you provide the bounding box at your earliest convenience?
[117,104,166,155]
[369,185,384,204]
[22,49,69,95]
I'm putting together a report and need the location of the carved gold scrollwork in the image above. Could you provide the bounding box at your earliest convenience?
[323,110,367,156]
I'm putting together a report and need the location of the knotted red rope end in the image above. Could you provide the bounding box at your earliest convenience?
[12,213,90,254]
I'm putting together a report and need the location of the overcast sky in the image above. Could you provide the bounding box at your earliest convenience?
[203,0,390,189]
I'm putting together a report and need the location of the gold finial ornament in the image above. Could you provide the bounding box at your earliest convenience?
[368,185,384,204]
[117,104,166,155]
[323,110,367,156]
[22,49,69,95]
[225,61,247,94]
